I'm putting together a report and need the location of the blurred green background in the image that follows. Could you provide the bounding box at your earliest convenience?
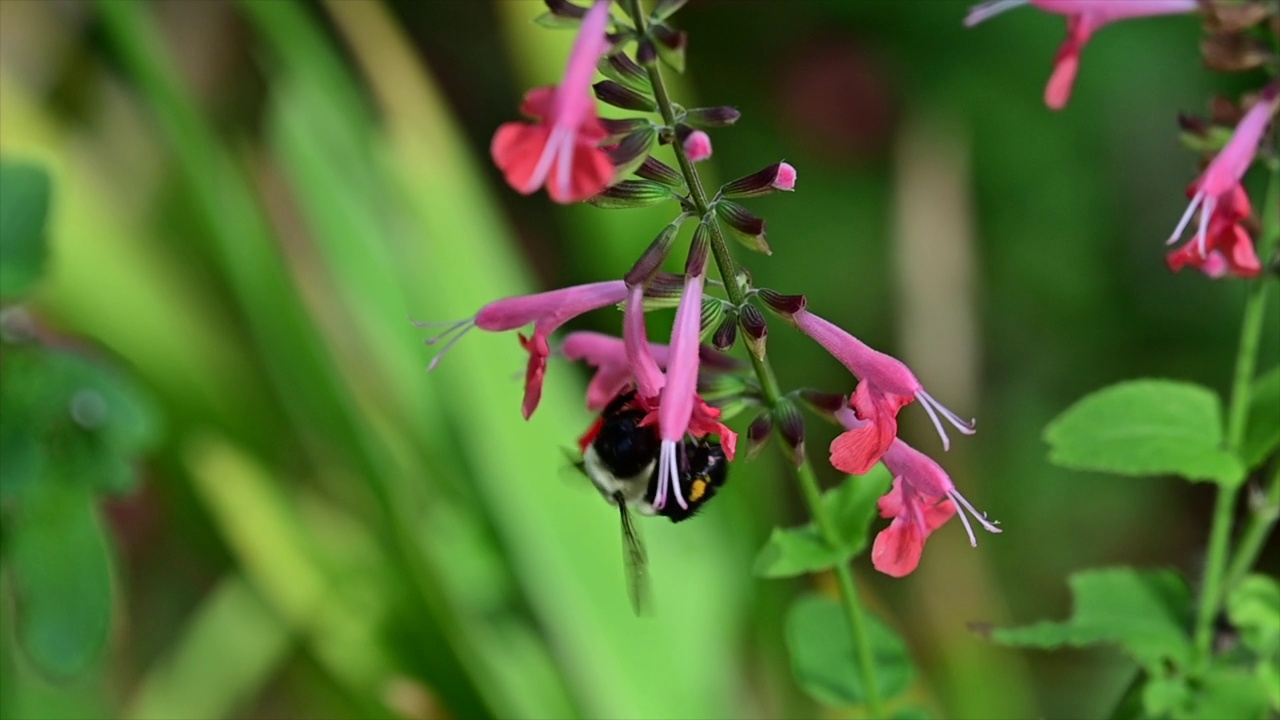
[1,1,1277,718]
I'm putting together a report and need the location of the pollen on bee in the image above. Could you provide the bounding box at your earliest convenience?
[689,478,707,502]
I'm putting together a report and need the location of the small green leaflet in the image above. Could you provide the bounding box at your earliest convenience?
[753,465,889,578]
[1226,574,1280,658]
[785,594,914,706]
[1241,367,1280,470]
[1044,380,1245,487]
[991,567,1193,672]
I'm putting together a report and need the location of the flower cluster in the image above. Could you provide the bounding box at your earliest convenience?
[427,0,1002,578]
[968,0,1279,281]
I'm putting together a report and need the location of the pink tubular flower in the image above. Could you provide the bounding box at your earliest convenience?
[490,0,615,203]
[619,274,736,510]
[789,308,974,475]
[965,0,1198,110]
[420,280,628,419]
[683,130,713,162]
[838,409,1000,577]
[1168,84,1278,260]
[1167,184,1261,279]
[656,270,707,510]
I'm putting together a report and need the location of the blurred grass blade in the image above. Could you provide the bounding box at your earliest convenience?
[125,575,291,720]
[0,158,51,301]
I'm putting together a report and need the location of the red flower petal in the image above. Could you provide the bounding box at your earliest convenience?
[546,142,614,204]
[518,333,550,420]
[871,519,925,578]
[492,122,551,196]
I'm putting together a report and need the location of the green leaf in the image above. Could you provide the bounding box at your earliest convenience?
[0,159,51,301]
[9,480,114,679]
[1226,574,1280,657]
[785,594,914,706]
[1044,380,1245,486]
[752,466,889,579]
[0,348,160,498]
[1145,667,1272,720]
[991,568,1193,672]
[1241,367,1280,469]
[823,464,892,555]
[753,526,847,579]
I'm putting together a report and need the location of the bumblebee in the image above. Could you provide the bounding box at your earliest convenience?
[575,389,729,613]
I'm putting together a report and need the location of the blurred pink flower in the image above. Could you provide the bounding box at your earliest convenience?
[1166,184,1261,279]
[965,0,1198,110]
[421,280,628,419]
[562,330,737,411]
[1168,84,1278,261]
[491,0,615,202]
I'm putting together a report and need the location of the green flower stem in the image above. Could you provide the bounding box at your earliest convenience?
[1224,463,1280,592]
[1193,165,1280,665]
[623,1,884,715]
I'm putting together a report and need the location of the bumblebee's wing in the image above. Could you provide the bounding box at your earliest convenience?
[615,493,651,616]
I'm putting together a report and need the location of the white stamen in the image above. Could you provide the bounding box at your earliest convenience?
[963,0,1028,27]
[655,441,688,511]
[421,320,476,372]
[1168,190,1204,246]
[1197,194,1217,257]
[947,488,1002,549]
[916,390,977,452]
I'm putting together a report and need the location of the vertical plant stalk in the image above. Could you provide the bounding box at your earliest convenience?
[1193,166,1280,664]
[624,1,884,714]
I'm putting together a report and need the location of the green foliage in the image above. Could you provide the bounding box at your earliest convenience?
[753,465,889,578]
[992,568,1193,672]
[0,347,159,498]
[1044,380,1245,487]
[785,594,914,706]
[1227,575,1280,658]
[7,480,113,679]
[0,159,51,301]
[1143,666,1272,720]
[1241,367,1280,469]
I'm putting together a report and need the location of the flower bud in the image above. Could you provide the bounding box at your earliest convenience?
[739,304,767,360]
[534,0,588,28]
[711,307,738,351]
[683,130,713,162]
[1203,0,1271,33]
[746,412,773,460]
[599,52,651,93]
[587,180,675,209]
[636,38,658,66]
[600,117,652,142]
[639,272,686,309]
[608,127,658,178]
[773,400,806,467]
[756,289,807,317]
[686,221,711,276]
[720,162,797,199]
[683,106,741,129]
[651,23,687,73]
[593,80,657,112]
[796,389,848,420]
[1201,33,1273,73]
[625,219,684,286]
[651,0,689,23]
[700,297,726,343]
[713,201,770,254]
[636,156,684,188]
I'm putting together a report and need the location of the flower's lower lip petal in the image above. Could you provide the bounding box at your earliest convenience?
[871,521,925,577]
